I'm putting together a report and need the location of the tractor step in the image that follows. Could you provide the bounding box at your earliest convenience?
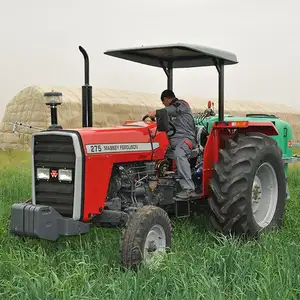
[174,193,202,201]
[174,193,202,218]
[174,198,191,218]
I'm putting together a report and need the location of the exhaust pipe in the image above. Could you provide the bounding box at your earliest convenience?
[79,46,93,127]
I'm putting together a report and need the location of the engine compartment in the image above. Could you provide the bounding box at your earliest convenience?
[96,153,203,225]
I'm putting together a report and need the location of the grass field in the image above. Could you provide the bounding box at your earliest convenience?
[1,151,300,299]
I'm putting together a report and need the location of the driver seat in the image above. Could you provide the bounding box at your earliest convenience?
[188,126,204,159]
[164,126,204,160]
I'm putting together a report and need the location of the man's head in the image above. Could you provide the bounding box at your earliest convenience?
[160,89,176,107]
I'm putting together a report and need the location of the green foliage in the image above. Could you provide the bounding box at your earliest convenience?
[293,147,300,156]
[1,151,300,299]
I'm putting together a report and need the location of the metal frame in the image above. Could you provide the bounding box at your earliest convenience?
[159,60,173,90]
[104,43,238,123]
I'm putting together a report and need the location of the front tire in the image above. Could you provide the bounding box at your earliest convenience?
[120,205,172,269]
[208,132,286,237]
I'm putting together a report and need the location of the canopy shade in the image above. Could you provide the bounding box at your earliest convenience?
[104,43,238,68]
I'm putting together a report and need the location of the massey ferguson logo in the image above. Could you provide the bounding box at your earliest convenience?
[50,170,58,178]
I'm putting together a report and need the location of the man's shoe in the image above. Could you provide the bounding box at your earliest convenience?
[175,189,197,199]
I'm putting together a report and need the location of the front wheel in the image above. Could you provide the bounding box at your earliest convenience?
[120,205,172,269]
[208,132,286,237]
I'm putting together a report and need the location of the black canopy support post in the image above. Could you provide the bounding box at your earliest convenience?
[213,58,225,122]
[79,46,93,127]
[167,61,173,90]
[159,60,169,77]
[218,62,224,122]
[159,60,173,90]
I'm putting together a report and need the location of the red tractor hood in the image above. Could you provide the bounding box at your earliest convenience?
[73,121,169,158]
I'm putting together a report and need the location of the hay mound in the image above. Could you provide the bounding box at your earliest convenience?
[0,85,299,150]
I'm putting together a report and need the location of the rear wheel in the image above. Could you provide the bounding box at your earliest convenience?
[208,132,286,237]
[120,205,172,269]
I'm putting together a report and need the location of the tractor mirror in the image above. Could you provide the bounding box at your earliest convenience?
[156,108,170,132]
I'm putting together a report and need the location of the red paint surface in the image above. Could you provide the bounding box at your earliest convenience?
[201,121,278,197]
[74,120,278,221]
[76,121,169,221]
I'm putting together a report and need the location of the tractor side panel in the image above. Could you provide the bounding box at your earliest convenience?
[78,128,169,221]
[237,118,293,159]
[267,120,293,159]
[202,127,220,197]
[204,115,293,160]
[202,121,279,198]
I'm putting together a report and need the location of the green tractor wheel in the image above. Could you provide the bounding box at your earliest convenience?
[208,132,286,237]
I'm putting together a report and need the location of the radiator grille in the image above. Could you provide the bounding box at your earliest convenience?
[33,134,75,217]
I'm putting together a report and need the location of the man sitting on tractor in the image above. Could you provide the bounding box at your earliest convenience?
[147,89,197,199]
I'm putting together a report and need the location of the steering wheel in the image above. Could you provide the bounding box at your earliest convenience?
[142,115,156,122]
[167,121,176,137]
[142,115,176,137]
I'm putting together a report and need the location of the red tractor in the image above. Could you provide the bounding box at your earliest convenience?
[11,43,288,268]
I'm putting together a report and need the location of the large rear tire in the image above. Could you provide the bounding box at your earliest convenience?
[120,205,172,269]
[208,132,286,237]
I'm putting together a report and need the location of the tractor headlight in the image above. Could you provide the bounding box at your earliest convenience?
[59,169,72,181]
[37,168,50,180]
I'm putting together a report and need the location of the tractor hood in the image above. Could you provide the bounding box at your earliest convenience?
[67,121,169,156]
[74,121,158,143]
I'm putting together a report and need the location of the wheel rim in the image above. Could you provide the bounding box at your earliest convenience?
[143,224,166,263]
[251,162,278,228]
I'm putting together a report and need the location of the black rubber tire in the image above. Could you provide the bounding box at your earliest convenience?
[120,205,172,269]
[208,132,286,237]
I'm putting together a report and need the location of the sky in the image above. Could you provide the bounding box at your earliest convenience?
[0,0,299,118]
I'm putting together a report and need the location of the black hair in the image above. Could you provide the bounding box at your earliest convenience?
[160,89,175,101]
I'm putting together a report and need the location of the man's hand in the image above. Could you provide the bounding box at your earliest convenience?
[147,111,156,118]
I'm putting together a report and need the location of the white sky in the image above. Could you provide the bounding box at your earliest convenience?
[0,0,299,118]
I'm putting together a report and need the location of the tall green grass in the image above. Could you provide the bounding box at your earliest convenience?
[1,151,300,299]
[293,147,300,156]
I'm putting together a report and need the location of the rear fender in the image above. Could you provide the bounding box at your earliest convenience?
[201,121,278,197]
[214,120,278,136]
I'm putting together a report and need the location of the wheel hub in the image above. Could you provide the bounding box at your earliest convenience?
[147,240,157,253]
[144,224,166,263]
[252,176,262,210]
[251,162,278,228]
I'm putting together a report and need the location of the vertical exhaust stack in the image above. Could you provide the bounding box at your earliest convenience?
[79,46,93,127]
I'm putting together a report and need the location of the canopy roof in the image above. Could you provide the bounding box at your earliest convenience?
[104,43,238,68]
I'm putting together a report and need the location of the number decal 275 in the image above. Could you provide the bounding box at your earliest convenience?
[90,145,102,152]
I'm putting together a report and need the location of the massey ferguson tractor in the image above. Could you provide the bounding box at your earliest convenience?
[10,43,296,269]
